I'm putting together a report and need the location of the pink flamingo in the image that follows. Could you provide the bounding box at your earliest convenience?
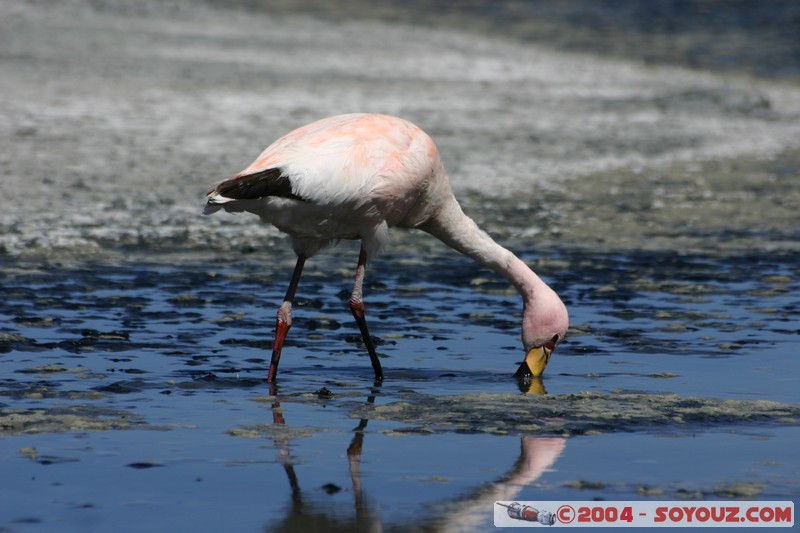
[205,113,568,383]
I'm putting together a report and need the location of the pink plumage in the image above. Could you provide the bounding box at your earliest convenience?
[206,113,568,384]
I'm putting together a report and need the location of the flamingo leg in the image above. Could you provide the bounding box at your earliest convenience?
[267,254,306,383]
[349,247,384,383]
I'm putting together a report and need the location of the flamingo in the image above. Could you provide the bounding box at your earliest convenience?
[205,113,568,383]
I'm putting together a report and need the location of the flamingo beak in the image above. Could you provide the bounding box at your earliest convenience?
[515,345,553,378]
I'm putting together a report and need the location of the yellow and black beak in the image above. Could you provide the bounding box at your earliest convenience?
[514,344,554,379]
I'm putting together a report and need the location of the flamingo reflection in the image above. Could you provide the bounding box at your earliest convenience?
[266,385,382,532]
[264,384,565,532]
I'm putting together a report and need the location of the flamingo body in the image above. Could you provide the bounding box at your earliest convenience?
[205,113,568,383]
[206,114,445,259]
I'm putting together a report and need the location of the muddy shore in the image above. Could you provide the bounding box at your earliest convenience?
[1,0,799,261]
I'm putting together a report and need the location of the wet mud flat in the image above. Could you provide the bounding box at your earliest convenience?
[2,0,800,530]
[1,238,799,530]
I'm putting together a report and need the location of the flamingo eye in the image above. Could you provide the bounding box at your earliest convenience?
[544,334,559,351]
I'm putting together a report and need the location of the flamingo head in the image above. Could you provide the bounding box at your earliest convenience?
[516,283,569,378]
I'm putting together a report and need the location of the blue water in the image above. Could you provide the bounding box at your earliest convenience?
[1,247,798,531]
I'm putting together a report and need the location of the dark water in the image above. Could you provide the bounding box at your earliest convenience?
[216,0,800,80]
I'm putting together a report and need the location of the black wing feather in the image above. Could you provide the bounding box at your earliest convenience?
[208,168,304,201]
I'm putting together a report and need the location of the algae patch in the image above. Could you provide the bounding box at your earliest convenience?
[562,480,766,500]
[351,391,800,436]
[226,424,331,440]
[0,405,148,435]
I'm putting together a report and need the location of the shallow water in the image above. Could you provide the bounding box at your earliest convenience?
[1,242,798,530]
[1,0,800,531]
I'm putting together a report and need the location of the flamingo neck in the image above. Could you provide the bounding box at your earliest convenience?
[421,196,543,301]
